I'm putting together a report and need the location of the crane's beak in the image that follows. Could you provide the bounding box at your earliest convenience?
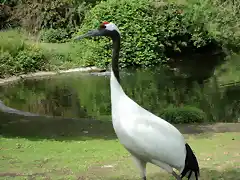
[74,29,103,41]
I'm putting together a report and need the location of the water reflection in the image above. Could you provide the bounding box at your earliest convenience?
[0,68,239,122]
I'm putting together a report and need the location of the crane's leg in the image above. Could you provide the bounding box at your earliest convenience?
[131,155,147,180]
[151,160,181,180]
[172,171,182,180]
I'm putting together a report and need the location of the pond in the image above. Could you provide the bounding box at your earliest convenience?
[0,67,240,123]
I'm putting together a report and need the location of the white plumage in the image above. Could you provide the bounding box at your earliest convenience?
[111,70,186,173]
[75,22,200,180]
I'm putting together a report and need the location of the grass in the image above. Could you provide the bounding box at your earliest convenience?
[38,42,90,70]
[1,113,240,179]
[0,29,26,56]
[1,132,239,180]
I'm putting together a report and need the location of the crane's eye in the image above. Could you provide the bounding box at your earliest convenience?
[99,21,109,29]
[99,24,106,29]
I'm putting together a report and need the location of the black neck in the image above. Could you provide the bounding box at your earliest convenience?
[111,33,121,83]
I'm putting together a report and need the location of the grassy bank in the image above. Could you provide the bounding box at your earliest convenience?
[1,29,240,85]
[1,122,239,179]
[0,30,92,78]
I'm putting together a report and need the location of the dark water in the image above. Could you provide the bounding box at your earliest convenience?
[0,68,240,122]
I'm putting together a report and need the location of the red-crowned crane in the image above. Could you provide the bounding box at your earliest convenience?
[74,22,200,180]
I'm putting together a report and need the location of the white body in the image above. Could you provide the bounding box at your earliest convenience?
[110,70,186,173]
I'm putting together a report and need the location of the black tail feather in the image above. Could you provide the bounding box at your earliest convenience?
[181,143,200,180]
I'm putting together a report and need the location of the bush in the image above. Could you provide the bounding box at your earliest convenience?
[14,47,49,74]
[76,0,219,68]
[160,106,207,124]
[0,30,50,77]
[0,51,15,77]
[40,28,70,43]
[75,0,240,68]
[183,0,240,51]
[10,0,93,33]
[0,48,49,78]
[77,0,164,68]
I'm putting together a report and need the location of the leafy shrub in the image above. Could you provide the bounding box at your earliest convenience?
[11,0,90,33]
[0,51,15,77]
[0,45,49,77]
[73,40,111,67]
[75,0,240,68]
[14,47,49,74]
[183,0,240,51]
[77,0,165,68]
[0,30,49,77]
[160,106,207,124]
[40,28,70,43]
[76,0,223,68]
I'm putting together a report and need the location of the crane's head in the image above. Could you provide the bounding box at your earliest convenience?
[74,22,120,41]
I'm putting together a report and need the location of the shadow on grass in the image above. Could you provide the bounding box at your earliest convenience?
[92,168,240,180]
[0,111,116,141]
[1,111,240,141]
[0,167,239,180]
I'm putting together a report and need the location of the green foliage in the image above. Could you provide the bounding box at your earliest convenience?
[14,48,49,74]
[183,0,240,50]
[0,47,49,77]
[0,51,15,77]
[0,0,18,5]
[0,29,92,77]
[76,0,225,68]
[214,54,240,85]
[77,0,165,68]
[1,0,240,77]
[40,28,70,43]
[0,30,49,77]
[39,41,94,69]
[74,0,240,68]
[74,40,111,67]
[160,105,207,124]
[11,0,90,33]
[0,30,26,55]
